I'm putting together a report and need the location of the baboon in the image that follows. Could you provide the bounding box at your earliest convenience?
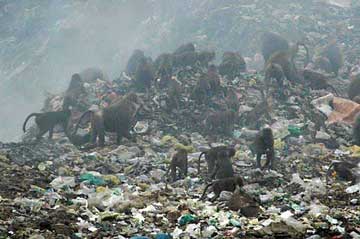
[210,148,236,179]
[264,62,285,98]
[326,161,358,185]
[314,56,333,74]
[197,51,216,67]
[166,77,183,110]
[219,52,246,79]
[126,49,145,75]
[134,58,154,91]
[207,64,221,94]
[198,146,236,179]
[265,48,299,83]
[154,53,173,88]
[173,42,195,55]
[261,32,290,62]
[201,176,244,201]
[244,90,272,129]
[164,148,188,182]
[301,69,338,94]
[192,75,211,104]
[225,87,239,112]
[66,131,91,147]
[75,93,142,146]
[79,67,109,83]
[63,73,87,111]
[353,113,360,146]
[251,127,275,169]
[205,110,237,135]
[320,41,343,76]
[348,74,360,101]
[172,51,198,67]
[23,109,71,140]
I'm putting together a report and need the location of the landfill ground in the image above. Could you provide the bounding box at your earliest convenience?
[1,1,360,239]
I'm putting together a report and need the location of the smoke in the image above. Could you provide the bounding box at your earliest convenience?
[0,0,161,142]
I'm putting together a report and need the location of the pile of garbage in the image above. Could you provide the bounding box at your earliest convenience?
[1,1,360,238]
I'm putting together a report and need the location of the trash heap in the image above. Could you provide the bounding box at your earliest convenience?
[1,1,360,239]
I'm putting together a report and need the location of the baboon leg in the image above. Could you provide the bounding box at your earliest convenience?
[171,165,177,182]
[256,153,262,169]
[91,129,98,144]
[116,131,122,145]
[48,127,54,139]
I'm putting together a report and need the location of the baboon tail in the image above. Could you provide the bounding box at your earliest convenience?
[198,152,206,174]
[200,183,213,200]
[23,113,39,132]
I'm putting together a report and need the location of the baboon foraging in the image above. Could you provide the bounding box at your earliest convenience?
[201,176,244,201]
[265,48,299,83]
[251,127,275,169]
[198,146,236,179]
[301,69,338,94]
[75,92,142,146]
[348,74,360,101]
[320,41,343,76]
[164,148,188,182]
[219,52,246,79]
[23,109,71,140]
[126,49,145,75]
[326,161,358,185]
[173,42,195,55]
[261,32,290,62]
[353,113,360,146]
[134,58,154,91]
[63,73,87,111]
[205,110,237,135]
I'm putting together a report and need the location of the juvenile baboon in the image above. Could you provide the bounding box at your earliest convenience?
[75,93,142,146]
[164,148,188,182]
[201,176,244,201]
[210,148,236,179]
[23,109,71,140]
[198,146,236,179]
[251,127,275,169]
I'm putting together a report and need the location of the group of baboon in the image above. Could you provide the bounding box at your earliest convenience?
[22,31,360,197]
